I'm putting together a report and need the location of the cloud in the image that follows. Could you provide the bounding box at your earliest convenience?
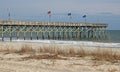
[98,12,114,15]
[1,0,120,15]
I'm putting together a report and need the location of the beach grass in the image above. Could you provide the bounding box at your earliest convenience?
[0,42,120,62]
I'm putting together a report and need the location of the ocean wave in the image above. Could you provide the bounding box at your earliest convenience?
[12,39,120,48]
[0,38,120,48]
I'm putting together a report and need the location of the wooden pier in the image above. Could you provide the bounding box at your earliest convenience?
[0,20,108,41]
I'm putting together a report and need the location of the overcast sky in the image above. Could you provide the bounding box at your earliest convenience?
[0,0,120,30]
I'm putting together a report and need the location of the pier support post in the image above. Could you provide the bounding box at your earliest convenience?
[52,27,55,40]
[88,27,90,38]
[53,32,54,40]
[98,27,101,40]
[55,31,57,40]
[63,27,66,40]
[94,28,97,39]
[63,31,64,40]
[2,26,4,41]
[10,32,12,41]
[64,27,67,40]
[83,27,86,38]
[9,26,12,41]
[75,27,78,40]
[42,26,44,40]
[48,27,50,40]
[72,27,74,39]
[24,32,26,40]
[36,26,39,40]
[2,32,4,41]
[102,27,106,39]
[42,32,44,40]
[36,32,39,40]
[104,27,107,39]
[58,27,62,40]
[16,26,19,40]
[23,26,26,40]
[48,31,50,40]
[78,27,81,40]
[30,27,33,40]
[68,27,71,40]
[30,31,32,40]
[91,28,94,38]
[59,31,61,40]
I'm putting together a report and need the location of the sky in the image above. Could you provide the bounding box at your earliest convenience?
[0,0,120,30]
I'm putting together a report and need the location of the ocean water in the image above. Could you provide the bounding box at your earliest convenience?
[0,30,120,48]
[0,30,120,43]
[108,30,120,43]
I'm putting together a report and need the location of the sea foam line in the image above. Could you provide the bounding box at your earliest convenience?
[8,39,120,48]
[0,38,120,48]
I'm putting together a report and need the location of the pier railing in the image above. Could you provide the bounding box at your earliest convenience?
[0,20,107,27]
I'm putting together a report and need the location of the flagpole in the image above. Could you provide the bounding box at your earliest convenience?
[49,14,51,22]
[7,8,10,21]
[83,15,86,24]
[85,17,86,24]
[47,11,51,22]
[68,13,72,23]
[70,15,72,23]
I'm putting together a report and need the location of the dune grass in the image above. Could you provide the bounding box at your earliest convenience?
[0,42,120,62]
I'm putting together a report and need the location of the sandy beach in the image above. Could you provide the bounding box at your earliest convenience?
[0,41,120,72]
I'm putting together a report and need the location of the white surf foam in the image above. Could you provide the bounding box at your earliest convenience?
[0,37,120,48]
[7,39,120,48]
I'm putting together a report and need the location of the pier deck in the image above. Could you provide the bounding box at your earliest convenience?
[0,20,107,27]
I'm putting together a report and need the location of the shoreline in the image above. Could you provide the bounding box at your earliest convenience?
[0,39,120,48]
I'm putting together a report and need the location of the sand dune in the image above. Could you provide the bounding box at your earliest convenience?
[0,53,120,72]
[0,42,120,72]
